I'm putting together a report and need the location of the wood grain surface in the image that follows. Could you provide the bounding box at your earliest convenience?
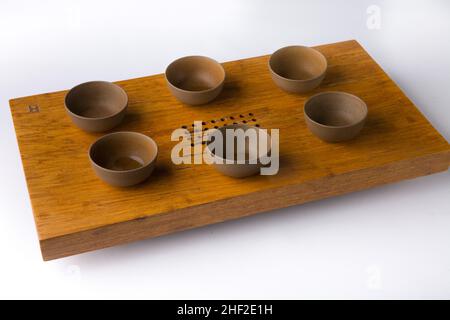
[9,40,450,260]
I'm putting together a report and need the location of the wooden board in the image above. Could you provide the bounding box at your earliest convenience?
[9,40,450,261]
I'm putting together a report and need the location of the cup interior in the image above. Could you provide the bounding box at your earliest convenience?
[166,56,225,92]
[90,132,157,171]
[270,46,327,81]
[65,81,128,119]
[305,92,367,127]
[206,124,270,163]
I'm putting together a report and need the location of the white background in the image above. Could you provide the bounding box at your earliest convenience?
[1,0,449,299]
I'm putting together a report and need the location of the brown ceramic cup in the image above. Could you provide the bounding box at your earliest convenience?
[205,124,271,178]
[165,56,225,105]
[269,46,327,93]
[88,132,158,187]
[65,81,128,132]
[304,91,368,143]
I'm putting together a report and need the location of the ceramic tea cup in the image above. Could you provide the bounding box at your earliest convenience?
[269,45,327,93]
[89,132,158,187]
[65,81,128,132]
[304,91,368,142]
[205,124,271,178]
[165,56,225,105]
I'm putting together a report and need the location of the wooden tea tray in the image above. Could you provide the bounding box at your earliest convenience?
[10,40,450,260]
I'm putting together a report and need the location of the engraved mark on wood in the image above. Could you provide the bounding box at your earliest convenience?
[28,105,40,113]
[180,113,261,146]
